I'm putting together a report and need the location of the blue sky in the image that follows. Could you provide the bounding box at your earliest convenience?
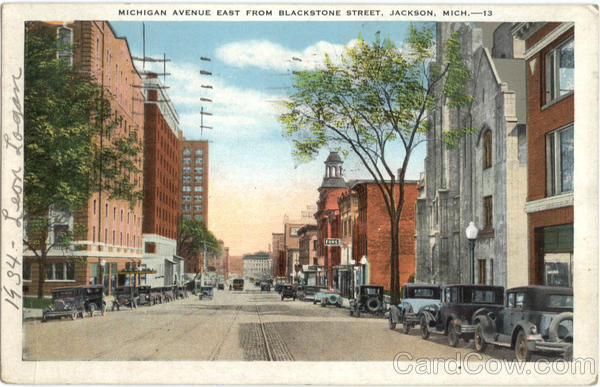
[111,21,430,255]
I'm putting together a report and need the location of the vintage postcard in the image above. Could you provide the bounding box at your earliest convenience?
[1,2,598,385]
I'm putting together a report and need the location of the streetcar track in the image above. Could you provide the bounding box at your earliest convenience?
[208,304,242,360]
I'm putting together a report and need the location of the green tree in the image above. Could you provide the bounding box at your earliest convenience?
[280,25,473,303]
[176,217,222,270]
[24,24,143,298]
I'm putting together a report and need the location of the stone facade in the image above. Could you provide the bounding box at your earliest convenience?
[243,252,271,280]
[416,22,528,287]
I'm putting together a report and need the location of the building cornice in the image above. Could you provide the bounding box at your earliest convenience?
[523,22,574,60]
[525,193,573,214]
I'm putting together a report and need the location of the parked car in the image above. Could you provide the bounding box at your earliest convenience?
[175,286,188,299]
[280,284,297,301]
[199,286,214,300]
[473,285,573,361]
[42,286,105,321]
[297,286,323,302]
[137,285,160,306]
[420,284,505,347]
[315,291,343,308]
[112,286,139,311]
[260,281,271,291]
[275,277,287,293]
[217,283,225,290]
[349,285,385,317]
[389,283,442,334]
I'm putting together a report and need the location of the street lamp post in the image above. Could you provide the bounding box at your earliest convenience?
[465,222,479,284]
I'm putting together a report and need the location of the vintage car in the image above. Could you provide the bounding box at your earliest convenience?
[473,285,573,361]
[280,284,297,301]
[217,283,225,290]
[297,286,323,302]
[274,277,287,293]
[199,286,214,300]
[42,286,105,321]
[260,281,271,291]
[389,283,442,334]
[349,285,385,317]
[175,286,188,299]
[112,286,139,311]
[420,284,505,347]
[137,285,160,306]
[315,290,343,308]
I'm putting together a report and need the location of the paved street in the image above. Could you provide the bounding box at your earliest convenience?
[24,286,516,361]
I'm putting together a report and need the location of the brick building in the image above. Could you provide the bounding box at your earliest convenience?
[226,255,244,279]
[270,233,284,277]
[335,189,359,297]
[142,72,185,286]
[180,139,209,272]
[314,152,348,288]
[23,21,145,296]
[353,181,418,291]
[512,22,574,286]
[297,225,323,286]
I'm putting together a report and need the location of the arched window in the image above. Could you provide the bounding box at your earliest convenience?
[483,130,492,169]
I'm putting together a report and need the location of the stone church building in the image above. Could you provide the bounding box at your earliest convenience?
[415,22,529,287]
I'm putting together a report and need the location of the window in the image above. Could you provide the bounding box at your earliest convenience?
[547,125,574,196]
[183,186,191,192]
[183,157,191,164]
[53,224,69,245]
[183,214,191,219]
[93,199,96,214]
[507,292,515,308]
[182,204,191,211]
[483,130,492,169]
[515,292,525,308]
[194,186,203,192]
[183,195,191,202]
[57,26,73,65]
[195,214,203,220]
[195,157,203,165]
[195,176,202,183]
[183,148,191,155]
[478,259,487,284]
[45,262,75,281]
[195,149,203,155]
[23,263,31,281]
[545,37,574,103]
[194,167,202,174]
[183,176,191,183]
[194,204,202,211]
[194,195,202,202]
[183,166,191,174]
[483,196,493,230]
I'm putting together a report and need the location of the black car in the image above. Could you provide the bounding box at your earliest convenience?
[42,285,105,321]
[349,285,385,317]
[137,285,160,306]
[112,286,139,310]
[420,284,505,347]
[281,284,297,301]
[260,281,271,291]
[473,285,573,361]
[389,283,442,333]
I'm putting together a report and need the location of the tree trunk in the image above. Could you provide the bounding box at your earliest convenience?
[390,218,401,304]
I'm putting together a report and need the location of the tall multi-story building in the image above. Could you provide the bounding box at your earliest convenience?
[141,72,184,286]
[23,21,145,296]
[181,140,209,223]
[512,22,574,287]
[271,233,284,277]
[243,252,271,280]
[415,22,528,287]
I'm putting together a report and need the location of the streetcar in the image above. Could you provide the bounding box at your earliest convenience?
[232,278,244,291]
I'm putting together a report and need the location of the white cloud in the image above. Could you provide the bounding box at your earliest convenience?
[215,39,359,71]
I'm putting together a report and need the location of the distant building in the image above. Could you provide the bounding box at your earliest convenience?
[353,180,418,291]
[512,22,574,287]
[271,233,284,277]
[243,252,271,280]
[415,22,528,287]
[297,225,322,286]
[282,205,317,281]
[142,72,184,287]
[180,139,209,272]
[336,189,359,297]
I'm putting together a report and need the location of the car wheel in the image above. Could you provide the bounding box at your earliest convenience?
[321,301,326,307]
[71,311,77,320]
[42,315,47,323]
[281,295,284,301]
[515,330,531,362]
[447,322,459,347]
[474,323,487,352]
[388,314,397,330]
[420,315,430,339]
[89,303,96,318]
[112,303,116,312]
[402,317,411,334]
[313,300,317,305]
[336,302,342,308]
